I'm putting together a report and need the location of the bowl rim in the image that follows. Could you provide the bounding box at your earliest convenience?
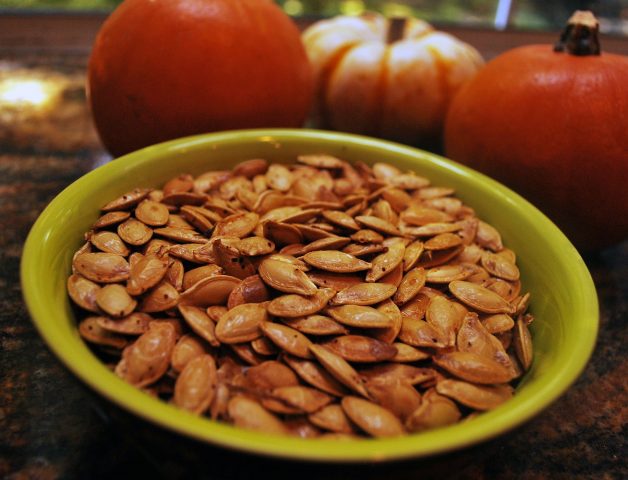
[21,128,599,462]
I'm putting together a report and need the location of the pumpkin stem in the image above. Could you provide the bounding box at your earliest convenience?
[387,17,406,44]
[554,10,601,56]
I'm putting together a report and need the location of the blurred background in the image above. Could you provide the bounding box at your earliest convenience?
[1,0,627,34]
[0,1,626,154]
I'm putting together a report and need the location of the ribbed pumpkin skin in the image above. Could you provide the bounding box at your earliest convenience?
[302,14,484,149]
[445,45,628,251]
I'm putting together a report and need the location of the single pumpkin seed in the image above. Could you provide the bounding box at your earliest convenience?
[258,257,317,295]
[215,303,268,344]
[433,351,516,384]
[102,188,151,212]
[449,280,515,314]
[321,335,397,363]
[330,282,397,306]
[114,322,176,387]
[178,305,220,347]
[341,396,405,438]
[366,242,405,282]
[67,274,101,312]
[267,288,335,318]
[96,284,137,318]
[259,321,313,359]
[436,379,513,411]
[73,252,130,283]
[174,354,217,415]
[171,334,208,372]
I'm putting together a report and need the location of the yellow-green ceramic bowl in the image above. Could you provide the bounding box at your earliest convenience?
[21,129,598,462]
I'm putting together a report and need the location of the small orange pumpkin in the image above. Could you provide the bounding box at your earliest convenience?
[445,11,628,251]
[302,13,484,149]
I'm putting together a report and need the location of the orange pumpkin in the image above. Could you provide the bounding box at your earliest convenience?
[302,13,484,149]
[88,0,313,157]
[445,11,628,251]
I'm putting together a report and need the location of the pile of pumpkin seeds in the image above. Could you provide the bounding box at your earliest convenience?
[68,155,534,438]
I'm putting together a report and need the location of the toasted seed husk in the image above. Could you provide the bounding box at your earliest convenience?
[405,396,461,433]
[433,351,516,384]
[87,231,130,256]
[174,354,217,415]
[117,218,153,246]
[96,284,137,318]
[308,404,358,434]
[135,199,170,227]
[424,233,463,251]
[181,265,224,291]
[481,251,520,281]
[154,226,206,244]
[93,211,131,229]
[321,335,397,363]
[306,271,363,290]
[267,288,335,318]
[96,312,152,336]
[330,282,397,306]
[79,317,128,349]
[369,299,403,344]
[327,305,393,329]
[366,242,405,282]
[394,267,426,305]
[390,343,430,362]
[281,315,348,336]
[115,322,176,387]
[359,364,436,386]
[171,334,209,372]
[215,303,268,344]
[436,379,513,411]
[457,312,513,373]
[213,212,259,238]
[449,280,515,314]
[178,305,220,347]
[212,238,256,279]
[367,379,422,421]
[126,252,170,296]
[259,321,313,359]
[67,274,101,312]
[228,396,289,435]
[302,250,371,273]
[271,386,332,413]
[179,275,240,307]
[102,188,151,212]
[481,313,515,334]
[513,314,534,371]
[73,253,130,284]
[282,354,348,397]
[309,344,370,399]
[425,296,467,346]
[475,221,503,252]
[227,275,271,309]
[341,396,405,438]
[244,360,299,392]
[351,229,384,244]
[138,280,179,313]
[398,317,448,348]
[258,258,317,296]
[322,210,360,231]
[355,215,401,236]
[230,343,266,366]
[426,264,471,283]
[179,206,214,233]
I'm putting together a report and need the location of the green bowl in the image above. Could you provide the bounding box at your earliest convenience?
[21,129,598,462]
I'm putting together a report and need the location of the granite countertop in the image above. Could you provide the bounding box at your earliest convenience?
[0,56,626,480]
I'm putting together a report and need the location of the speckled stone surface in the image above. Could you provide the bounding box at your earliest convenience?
[0,57,626,480]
